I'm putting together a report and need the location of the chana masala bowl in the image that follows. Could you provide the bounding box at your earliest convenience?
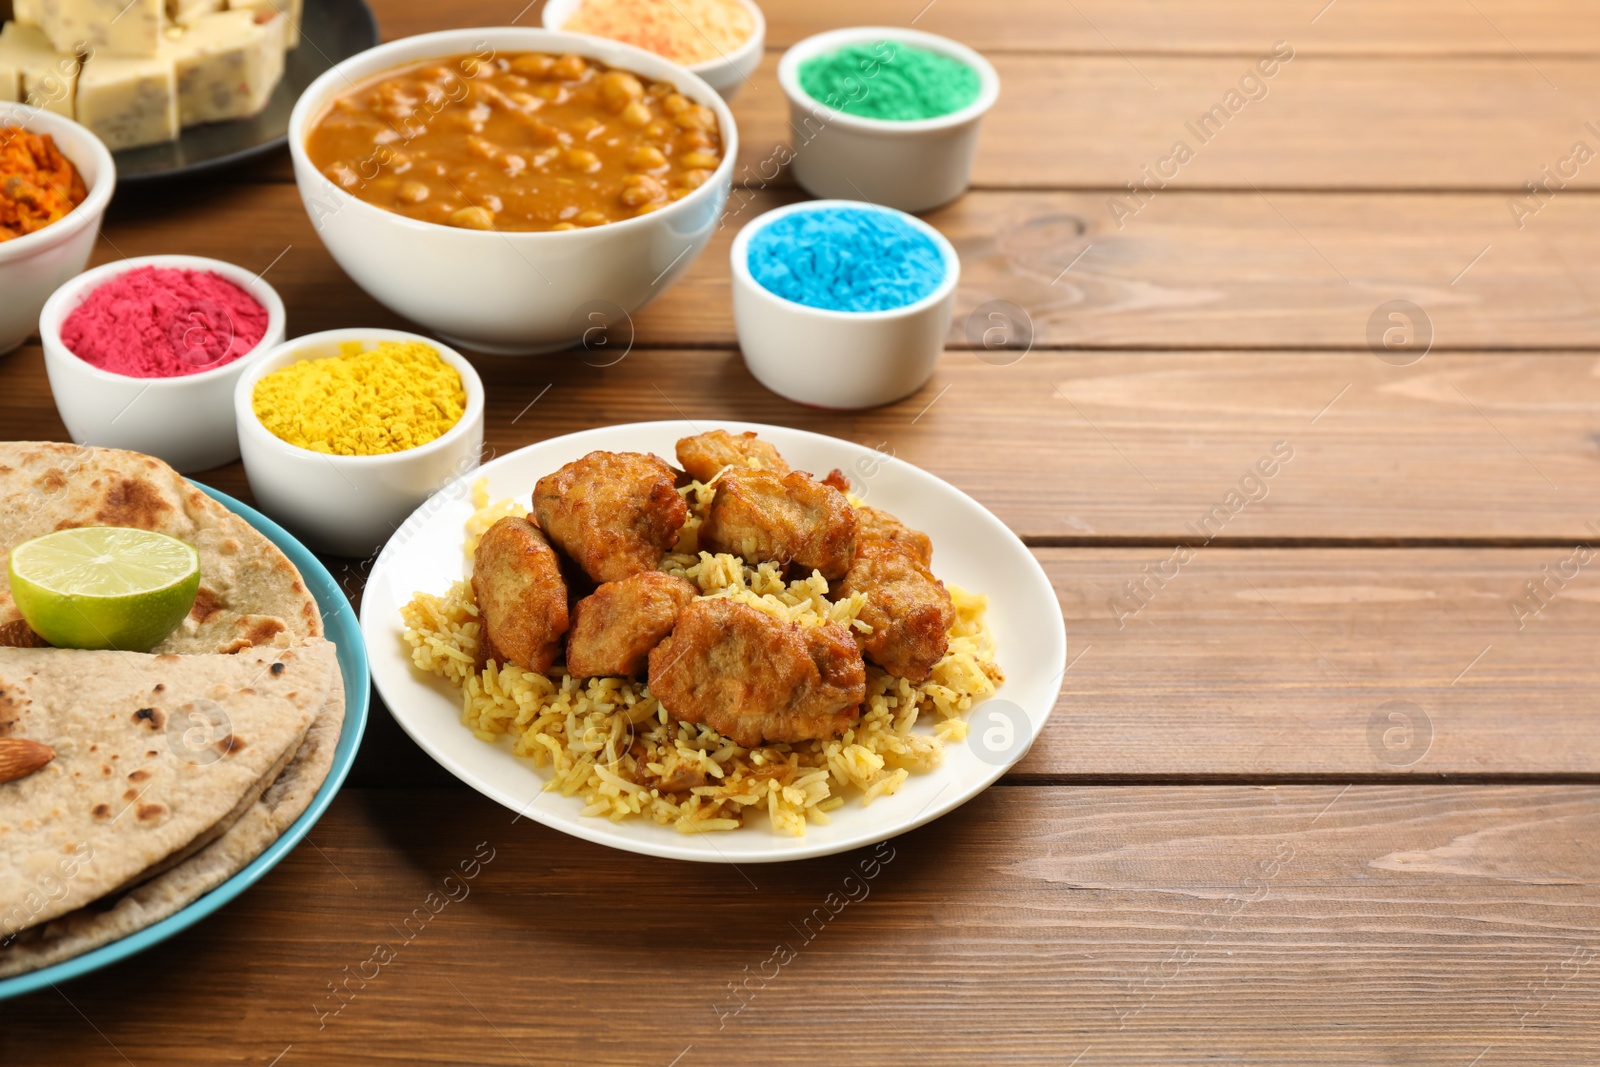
[288,29,738,354]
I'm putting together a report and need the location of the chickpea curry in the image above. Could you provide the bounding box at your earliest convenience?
[305,52,725,232]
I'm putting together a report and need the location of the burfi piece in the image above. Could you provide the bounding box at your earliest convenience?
[169,0,226,27]
[12,0,43,28]
[76,50,178,150]
[0,22,79,116]
[228,0,300,48]
[44,0,164,57]
[170,9,284,125]
[0,58,18,102]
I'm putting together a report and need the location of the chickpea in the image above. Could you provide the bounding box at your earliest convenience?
[678,168,712,191]
[676,105,716,131]
[450,206,496,230]
[645,119,673,140]
[576,209,609,226]
[619,174,666,206]
[551,53,589,81]
[509,90,543,111]
[599,70,644,109]
[629,145,668,170]
[662,93,690,115]
[680,151,720,170]
[619,100,652,128]
[551,222,579,230]
[564,148,601,173]
[679,129,713,150]
[535,82,569,104]
[511,53,554,78]
[635,200,666,215]
[397,180,431,203]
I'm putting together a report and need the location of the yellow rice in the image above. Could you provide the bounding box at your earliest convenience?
[401,478,1003,836]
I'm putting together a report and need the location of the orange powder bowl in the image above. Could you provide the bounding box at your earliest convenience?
[543,0,765,100]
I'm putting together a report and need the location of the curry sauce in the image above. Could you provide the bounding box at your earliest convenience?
[305,51,724,232]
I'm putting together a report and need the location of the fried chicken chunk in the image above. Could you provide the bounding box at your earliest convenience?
[701,468,857,580]
[836,539,954,682]
[566,571,698,678]
[472,516,570,673]
[533,450,689,584]
[855,505,934,567]
[676,429,791,482]
[647,599,865,747]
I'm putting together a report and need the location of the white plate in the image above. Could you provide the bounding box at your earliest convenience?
[360,421,1067,862]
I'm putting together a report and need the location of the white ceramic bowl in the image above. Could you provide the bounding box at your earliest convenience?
[288,28,738,356]
[0,104,115,355]
[39,255,287,473]
[541,0,765,99]
[730,199,959,409]
[234,329,486,557]
[777,27,1000,213]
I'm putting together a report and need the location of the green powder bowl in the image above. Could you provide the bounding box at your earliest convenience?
[778,27,1000,212]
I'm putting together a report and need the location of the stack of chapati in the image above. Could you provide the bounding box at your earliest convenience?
[0,444,347,978]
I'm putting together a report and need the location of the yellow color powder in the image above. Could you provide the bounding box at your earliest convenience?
[252,339,466,456]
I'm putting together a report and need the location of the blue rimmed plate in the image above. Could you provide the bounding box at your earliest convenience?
[0,483,369,1000]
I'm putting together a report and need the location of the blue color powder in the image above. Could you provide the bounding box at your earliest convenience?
[746,207,947,313]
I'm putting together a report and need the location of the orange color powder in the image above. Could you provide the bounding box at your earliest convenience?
[563,0,754,65]
[0,127,87,242]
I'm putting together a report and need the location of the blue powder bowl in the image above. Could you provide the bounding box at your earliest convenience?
[745,206,948,313]
[731,200,960,408]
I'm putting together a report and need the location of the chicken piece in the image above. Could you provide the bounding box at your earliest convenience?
[533,450,689,584]
[836,539,954,682]
[676,429,791,482]
[472,516,570,673]
[648,599,865,747]
[700,468,857,579]
[855,505,934,567]
[566,571,698,678]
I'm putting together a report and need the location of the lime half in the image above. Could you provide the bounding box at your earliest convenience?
[8,527,201,651]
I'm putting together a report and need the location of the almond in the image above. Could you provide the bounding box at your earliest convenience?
[0,737,56,783]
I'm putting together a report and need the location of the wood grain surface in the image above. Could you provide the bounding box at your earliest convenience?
[3,0,1598,1060]
[3,786,1597,1065]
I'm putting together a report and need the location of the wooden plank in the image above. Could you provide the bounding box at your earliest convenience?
[1020,547,1600,778]
[332,548,1600,785]
[237,49,1600,190]
[367,0,1600,55]
[84,182,1600,351]
[4,785,1598,1064]
[726,53,1600,191]
[10,342,1600,543]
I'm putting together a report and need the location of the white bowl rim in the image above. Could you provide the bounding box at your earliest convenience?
[38,254,289,387]
[287,26,740,243]
[776,25,1001,136]
[730,198,961,322]
[0,103,116,266]
[540,0,766,76]
[234,327,487,467]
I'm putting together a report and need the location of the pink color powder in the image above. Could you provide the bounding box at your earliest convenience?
[60,265,270,378]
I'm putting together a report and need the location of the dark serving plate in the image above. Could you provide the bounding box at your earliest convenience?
[115,0,379,183]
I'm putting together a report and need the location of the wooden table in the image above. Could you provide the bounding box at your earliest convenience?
[6,0,1600,1062]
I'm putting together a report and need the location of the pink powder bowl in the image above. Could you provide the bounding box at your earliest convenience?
[60,264,270,378]
[39,255,287,473]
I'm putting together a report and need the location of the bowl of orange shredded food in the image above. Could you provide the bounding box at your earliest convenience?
[0,104,116,355]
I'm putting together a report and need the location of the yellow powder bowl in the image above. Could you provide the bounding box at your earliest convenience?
[234,329,486,556]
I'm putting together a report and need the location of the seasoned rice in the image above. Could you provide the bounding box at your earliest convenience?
[401,478,1003,836]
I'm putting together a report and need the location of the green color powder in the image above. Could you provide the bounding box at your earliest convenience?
[798,41,981,121]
